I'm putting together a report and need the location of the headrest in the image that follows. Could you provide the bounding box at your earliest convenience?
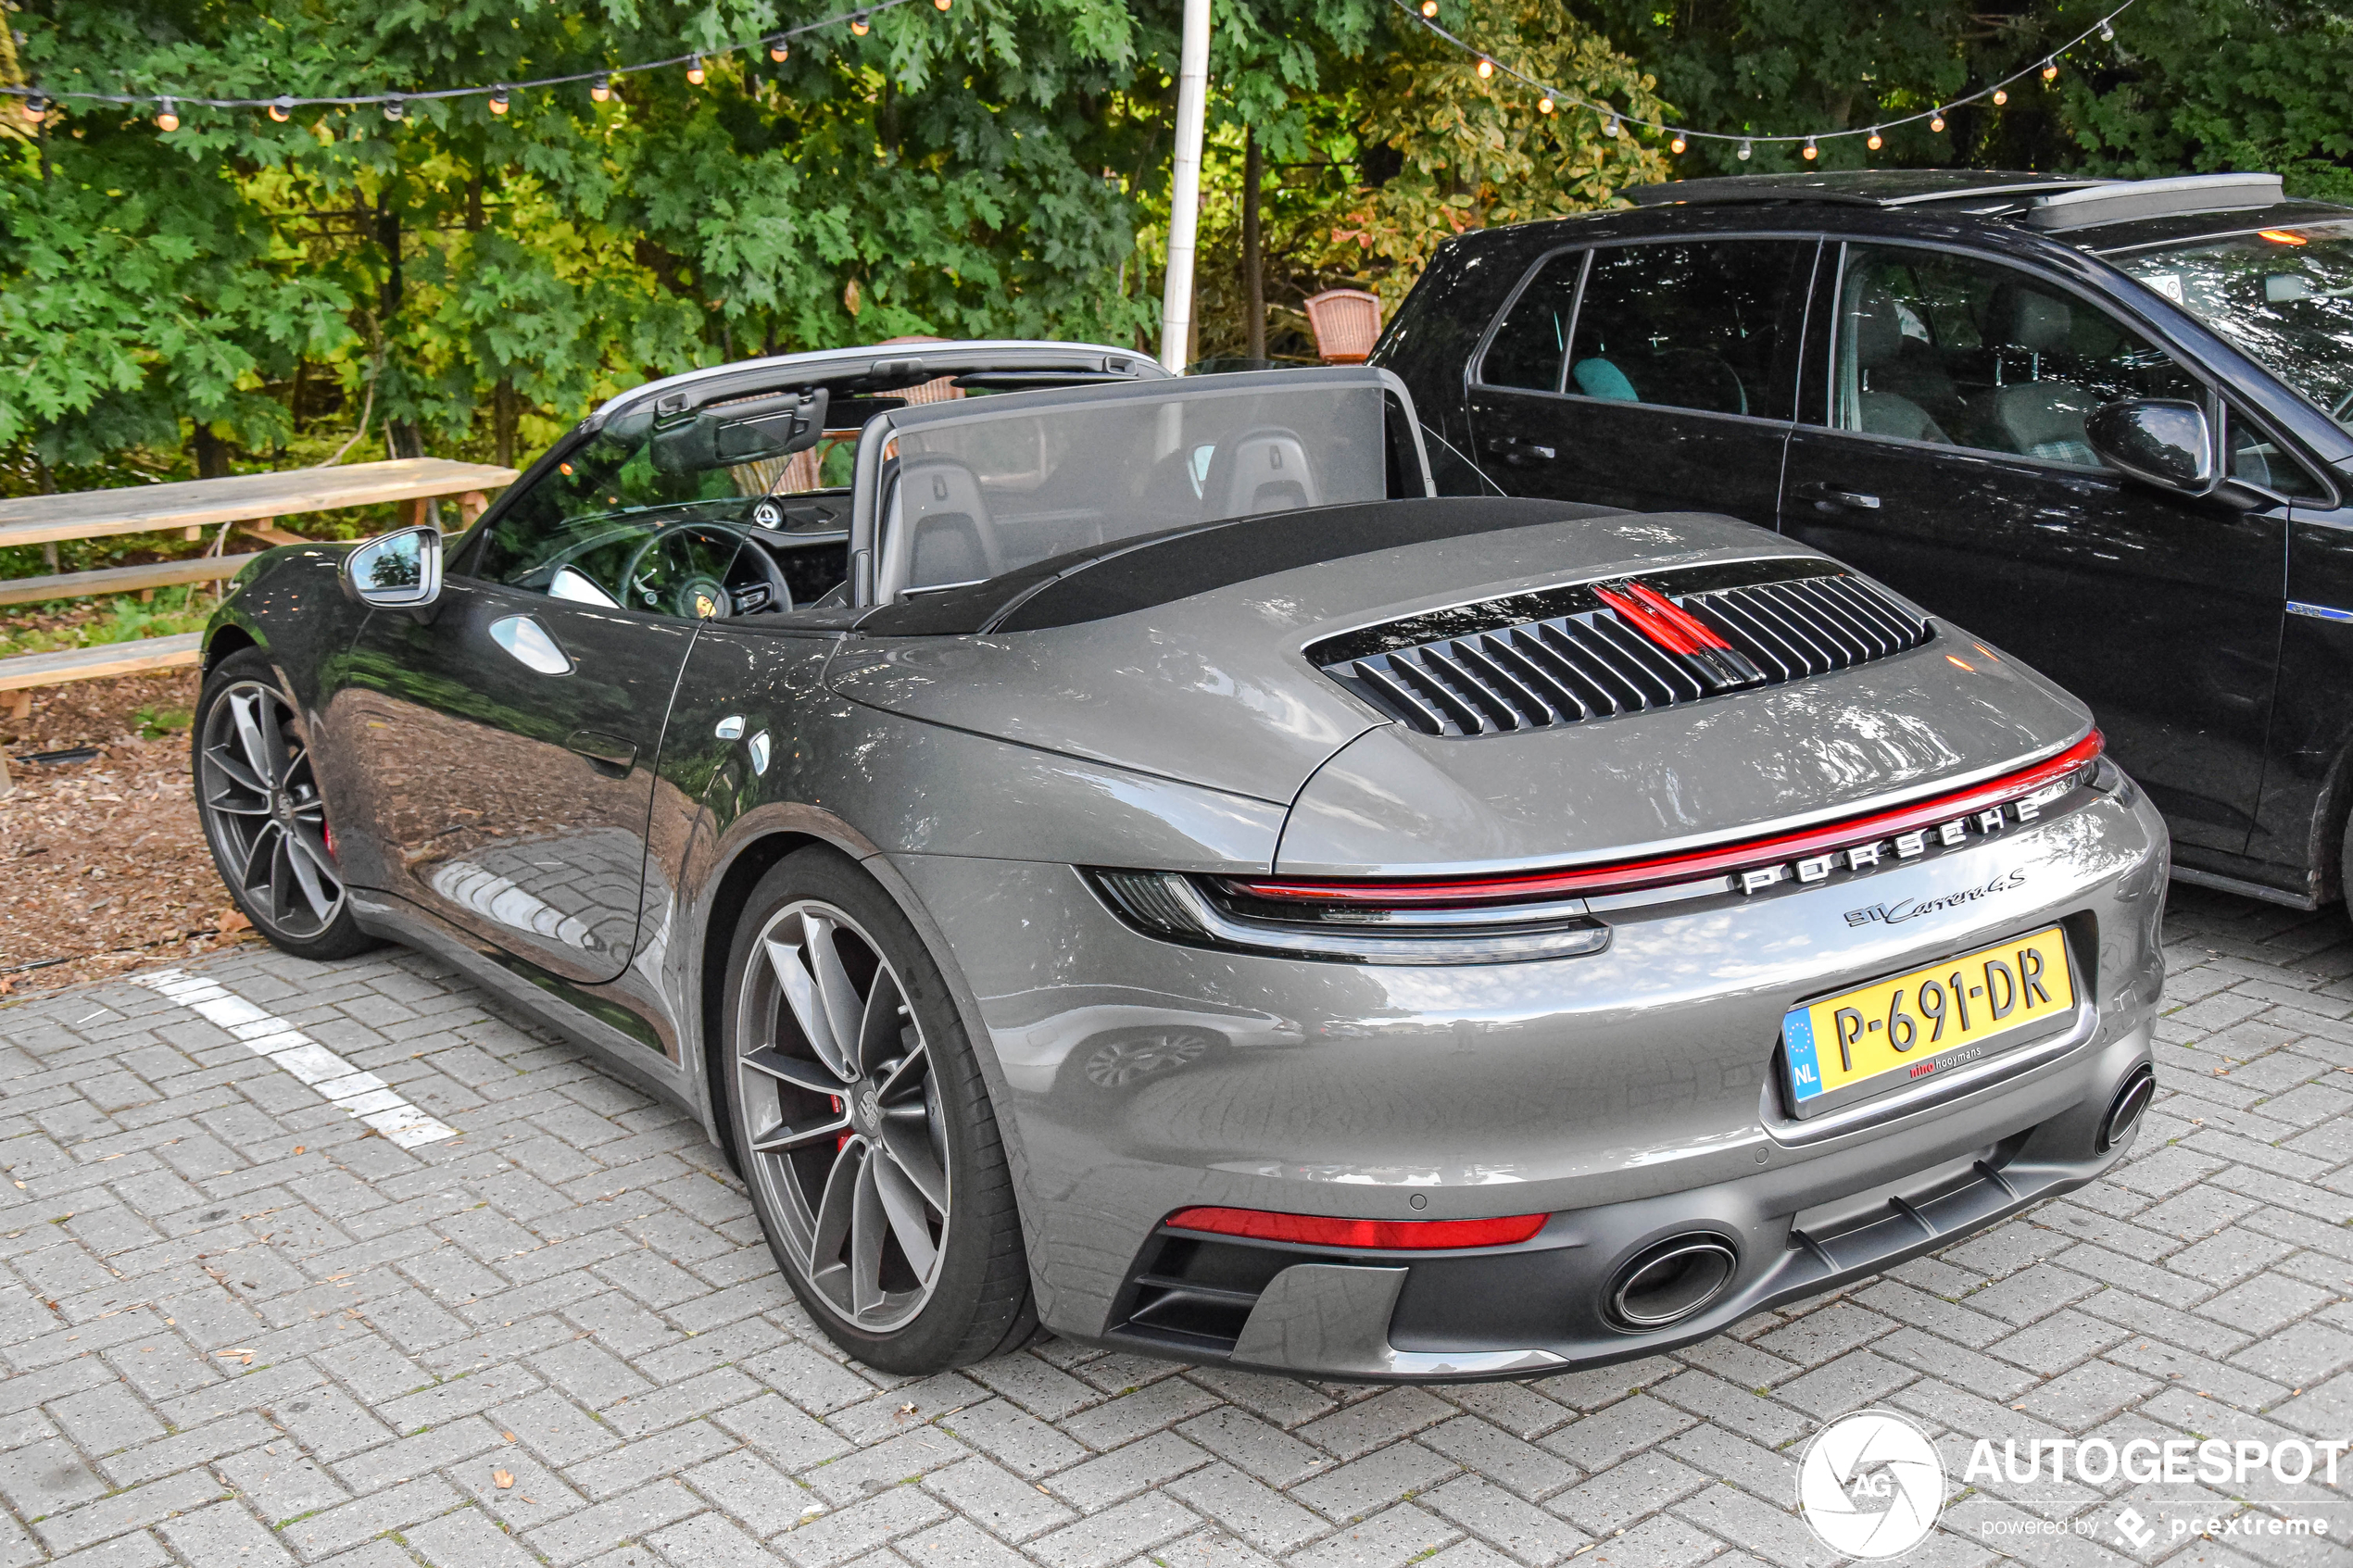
[1987,283,2072,354]
[1851,283,1906,370]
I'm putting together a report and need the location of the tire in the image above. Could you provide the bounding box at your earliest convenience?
[720,846,1034,1373]
[193,647,384,961]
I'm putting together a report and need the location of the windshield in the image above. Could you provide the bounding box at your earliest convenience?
[882,378,1398,596]
[2116,221,2353,428]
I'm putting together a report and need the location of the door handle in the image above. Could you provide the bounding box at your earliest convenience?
[488,614,573,674]
[1490,436,1558,466]
[565,730,638,774]
[1791,482,1881,511]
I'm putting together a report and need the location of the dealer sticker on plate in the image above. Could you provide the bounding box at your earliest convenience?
[1782,925,2075,1119]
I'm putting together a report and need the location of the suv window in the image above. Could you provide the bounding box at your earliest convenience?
[1479,253,1584,392]
[1831,245,2202,467]
[1563,240,1814,420]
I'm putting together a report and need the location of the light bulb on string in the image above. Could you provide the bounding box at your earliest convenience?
[1603,112,1621,137]
[1929,112,1945,132]
[269,95,294,122]
[1802,136,1818,160]
[1420,0,1437,14]
[1736,138,1752,161]
[1537,95,1554,115]
[591,71,612,100]
[383,94,404,121]
[2099,18,2114,39]
[1992,87,2007,106]
[155,97,180,132]
[1476,56,1493,79]
[851,11,871,34]
[1866,126,1882,150]
[489,85,510,114]
[767,35,789,60]
[1669,133,1686,154]
[2041,57,2058,81]
[935,0,951,10]
[686,56,706,85]
[22,91,47,119]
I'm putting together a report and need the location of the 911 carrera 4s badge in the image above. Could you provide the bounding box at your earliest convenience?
[1781,925,2077,1119]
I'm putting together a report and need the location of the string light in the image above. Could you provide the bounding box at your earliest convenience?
[1476,56,1494,79]
[384,94,405,120]
[591,71,612,101]
[1669,133,1685,154]
[686,55,706,84]
[489,85,510,114]
[1421,0,1438,13]
[2100,19,2115,38]
[935,0,951,10]
[1802,135,1818,160]
[1537,96,1553,114]
[21,91,45,119]
[1930,112,1945,132]
[1603,111,1621,137]
[268,95,293,122]
[1866,127,1882,150]
[2042,57,2058,80]
[851,11,871,34]
[1992,86,2008,105]
[155,97,179,132]
[767,35,789,60]
[1737,139,1753,160]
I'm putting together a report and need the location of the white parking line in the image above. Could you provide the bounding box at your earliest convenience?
[135,968,459,1148]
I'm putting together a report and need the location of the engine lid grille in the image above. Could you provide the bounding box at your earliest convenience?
[1311,558,1931,737]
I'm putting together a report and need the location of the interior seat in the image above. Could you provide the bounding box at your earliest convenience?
[1982,284,2100,466]
[1847,282,1952,444]
[897,455,1000,587]
[1204,428,1320,518]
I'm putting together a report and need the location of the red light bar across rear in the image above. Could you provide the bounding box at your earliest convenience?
[1164,1206,1549,1249]
[1231,731,2104,908]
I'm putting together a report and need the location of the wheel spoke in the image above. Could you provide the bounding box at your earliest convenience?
[739,1047,847,1096]
[872,1153,940,1284]
[766,935,855,1081]
[849,1148,887,1315]
[238,820,283,892]
[228,691,278,789]
[205,742,268,797]
[203,784,271,817]
[282,832,336,923]
[804,913,869,1071]
[874,1042,929,1105]
[811,1139,859,1268]
[876,1120,949,1222]
[266,833,299,925]
[749,1107,850,1154]
[857,965,909,1079]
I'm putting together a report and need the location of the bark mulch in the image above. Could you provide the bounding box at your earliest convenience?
[0,669,262,996]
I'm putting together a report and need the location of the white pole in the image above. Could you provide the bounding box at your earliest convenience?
[1159,0,1212,372]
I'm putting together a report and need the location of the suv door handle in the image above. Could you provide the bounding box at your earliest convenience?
[1791,482,1881,511]
[565,730,638,775]
[1490,436,1557,466]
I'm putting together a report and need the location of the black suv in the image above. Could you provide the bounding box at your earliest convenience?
[1375,169,2353,914]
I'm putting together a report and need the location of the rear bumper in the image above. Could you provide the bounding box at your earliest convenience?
[888,774,2167,1379]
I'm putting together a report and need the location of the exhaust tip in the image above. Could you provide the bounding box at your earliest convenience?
[1608,1234,1738,1330]
[2099,1064,2157,1153]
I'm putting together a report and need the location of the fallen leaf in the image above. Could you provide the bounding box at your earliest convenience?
[493,1469,514,1489]
[899,1401,917,1415]
[218,907,252,934]
[293,1147,304,1155]
[501,1431,517,1443]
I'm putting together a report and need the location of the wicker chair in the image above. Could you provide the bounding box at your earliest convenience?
[1303,289,1383,364]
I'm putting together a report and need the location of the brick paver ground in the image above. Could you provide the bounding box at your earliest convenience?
[6,884,2353,1568]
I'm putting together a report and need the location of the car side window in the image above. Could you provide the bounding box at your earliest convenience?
[1831,245,2204,468]
[2224,404,2331,500]
[1564,240,1814,420]
[1478,252,1584,392]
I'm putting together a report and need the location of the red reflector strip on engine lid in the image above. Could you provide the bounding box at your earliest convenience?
[1164,1206,1548,1249]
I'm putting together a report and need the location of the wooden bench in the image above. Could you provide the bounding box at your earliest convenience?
[0,458,515,794]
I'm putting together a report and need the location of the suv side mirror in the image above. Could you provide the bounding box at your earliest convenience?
[2085,399,2218,496]
[341,525,443,608]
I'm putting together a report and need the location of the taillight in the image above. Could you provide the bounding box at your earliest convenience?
[1164,1205,1548,1249]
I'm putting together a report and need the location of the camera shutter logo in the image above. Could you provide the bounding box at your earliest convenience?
[1797,1410,1947,1560]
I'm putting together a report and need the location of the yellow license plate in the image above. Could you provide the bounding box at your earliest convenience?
[1782,926,2075,1118]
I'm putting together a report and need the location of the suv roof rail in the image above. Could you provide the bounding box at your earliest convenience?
[2022,171,2287,231]
[1629,171,2106,209]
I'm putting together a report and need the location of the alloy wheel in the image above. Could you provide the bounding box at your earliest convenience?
[736,900,950,1332]
[196,680,346,937]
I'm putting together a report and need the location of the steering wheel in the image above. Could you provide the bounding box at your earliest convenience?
[619,522,794,619]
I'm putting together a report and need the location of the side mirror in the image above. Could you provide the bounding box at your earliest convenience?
[341,525,443,608]
[2084,398,2218,496]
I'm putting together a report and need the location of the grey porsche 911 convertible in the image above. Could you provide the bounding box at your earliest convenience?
[195,339,2167,1379]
